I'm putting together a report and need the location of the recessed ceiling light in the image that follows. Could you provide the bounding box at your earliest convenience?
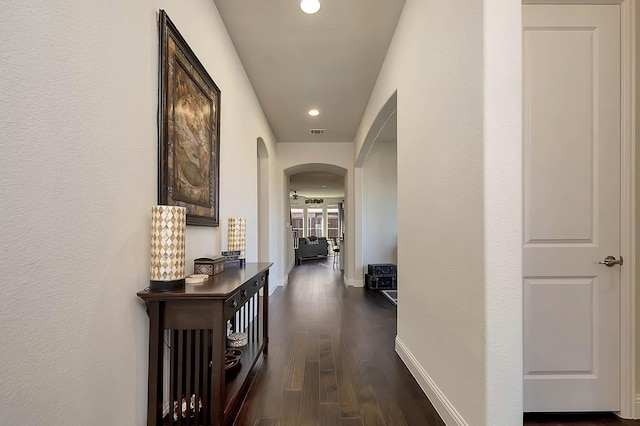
[308,109,320,116]
[300,0,320,14]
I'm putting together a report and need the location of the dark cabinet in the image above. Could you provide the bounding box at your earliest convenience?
[365,263,397,290]
[137,262,271,425]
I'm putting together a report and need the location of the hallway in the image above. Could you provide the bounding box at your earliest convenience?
[235,259,444,425]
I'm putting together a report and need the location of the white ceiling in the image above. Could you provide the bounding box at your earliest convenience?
[214,0,403,198]
[288,110,396,199]
[290,171,345,199]
[213,0,405,143]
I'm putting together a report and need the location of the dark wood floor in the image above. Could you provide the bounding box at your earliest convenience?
[235,259,444,425]
[235,259,640,426]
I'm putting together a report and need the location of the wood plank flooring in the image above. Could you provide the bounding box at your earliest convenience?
[236,259,640,426]
[235,259,444,425]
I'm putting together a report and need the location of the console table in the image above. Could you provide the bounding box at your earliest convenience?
[137,262,271,425]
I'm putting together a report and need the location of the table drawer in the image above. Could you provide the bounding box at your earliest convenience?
[224,293,241,317]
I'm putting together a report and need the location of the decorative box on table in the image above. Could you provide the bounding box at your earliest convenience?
[222,250,244,268]
[194,256,226,275]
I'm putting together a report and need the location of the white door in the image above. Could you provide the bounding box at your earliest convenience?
[523,3,622,412]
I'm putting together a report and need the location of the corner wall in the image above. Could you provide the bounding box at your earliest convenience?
[363,141,398,267]
[0,1,276,423]
[354,0,522,424]
[636,0,640,412]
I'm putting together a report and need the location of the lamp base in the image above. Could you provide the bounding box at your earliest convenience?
[149,278,185,292]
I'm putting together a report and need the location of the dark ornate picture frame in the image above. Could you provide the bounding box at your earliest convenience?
[158,10,220,226]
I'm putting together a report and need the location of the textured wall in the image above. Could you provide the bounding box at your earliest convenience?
[353,0,522,424]
[482,1,523,422]
[0,1,275,423]
[363,140,398,267]
[636,0,640,406]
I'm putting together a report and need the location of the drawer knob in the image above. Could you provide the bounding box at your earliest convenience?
[242,289,248,298]
[231,300,238,308]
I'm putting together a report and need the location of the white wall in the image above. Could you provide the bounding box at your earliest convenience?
[257,138,270,262]
[636,0,640,407]
[482,2,523,422]
[363,141,397,267]
[353,0,522,424]
[0,1,277,423]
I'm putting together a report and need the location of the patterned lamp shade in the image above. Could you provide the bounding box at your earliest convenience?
[150,205,186,291]
[228,217,246,259]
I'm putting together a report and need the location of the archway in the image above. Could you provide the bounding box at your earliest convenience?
[257,137,269,263]
[354,91,398,287]
[283,163,348,274]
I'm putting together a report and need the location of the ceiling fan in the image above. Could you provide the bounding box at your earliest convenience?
[291,190,306,200]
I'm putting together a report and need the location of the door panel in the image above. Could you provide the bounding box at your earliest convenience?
[523,4,621,412]
[525,28,596,243]
[524,277,596,373]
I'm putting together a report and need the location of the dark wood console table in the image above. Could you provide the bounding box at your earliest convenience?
[137,262,271,425]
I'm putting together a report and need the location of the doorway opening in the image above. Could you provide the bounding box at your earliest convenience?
[257,137,269,263]
[284,164,347,274]
[355,91,398,300]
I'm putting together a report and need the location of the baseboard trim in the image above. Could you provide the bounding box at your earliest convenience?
[267,274,286,295]
[352,279,364,288]
[343,278,365,288]
[395,337,469,426]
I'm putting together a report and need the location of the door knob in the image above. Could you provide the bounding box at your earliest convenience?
[599,256,623,267]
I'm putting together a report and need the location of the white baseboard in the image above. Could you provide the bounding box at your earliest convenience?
[274,267,292,291]
[395,337,469,426]
[344,278,364,287]
[269,274,287,296]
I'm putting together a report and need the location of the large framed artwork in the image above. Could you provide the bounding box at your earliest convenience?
[158,10,220,226]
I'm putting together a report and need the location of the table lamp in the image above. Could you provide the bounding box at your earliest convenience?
[228,217,246,262]
[149,205,186,292]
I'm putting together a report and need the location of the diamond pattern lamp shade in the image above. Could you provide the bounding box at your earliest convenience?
[228,217,246,260]
[150,205,186,292]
